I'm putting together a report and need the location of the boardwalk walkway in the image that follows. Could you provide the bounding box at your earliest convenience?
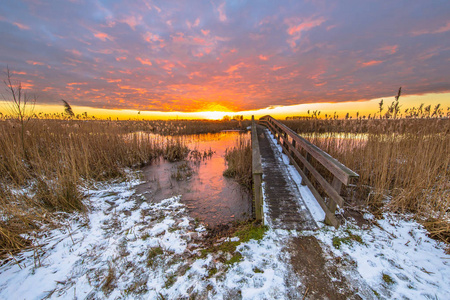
[256,125,317,230]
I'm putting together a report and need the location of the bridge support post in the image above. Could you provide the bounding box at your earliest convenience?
[253,173,263,222]
[324,176,342,226]
[252,116,264,223]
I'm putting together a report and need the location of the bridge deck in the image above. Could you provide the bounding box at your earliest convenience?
[257,125,318,230]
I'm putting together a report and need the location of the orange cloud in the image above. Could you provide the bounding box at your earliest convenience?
[26,60,45,66]
[259,55,268,61]
[361,60,383,67]
[116,56,127,61]
[106,79,122,83]
[21,82,34,89]
[136,57,152,66]
[67,82,88,86]
[94,32,114,42]
[225,62,246,73]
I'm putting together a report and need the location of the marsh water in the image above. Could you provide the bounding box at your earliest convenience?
[135,131,252,227]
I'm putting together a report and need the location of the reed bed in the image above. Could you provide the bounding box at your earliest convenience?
[223,136,252,191]
[0,118,206,255]
[282,118,450,242]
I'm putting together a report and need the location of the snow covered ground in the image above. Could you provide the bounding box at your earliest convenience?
[0,175,301,299]
[264,128,450,299]
[314,215,450,299]
[0,129,449,299]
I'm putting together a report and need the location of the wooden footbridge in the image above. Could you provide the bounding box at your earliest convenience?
[251,116,359,229]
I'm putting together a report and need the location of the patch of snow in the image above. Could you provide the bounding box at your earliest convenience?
[315,215,450,299]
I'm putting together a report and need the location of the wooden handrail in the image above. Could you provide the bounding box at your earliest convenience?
[259,115,359,228]
[251,116,263,222]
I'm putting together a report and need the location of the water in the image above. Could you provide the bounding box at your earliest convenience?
[135,131,252,227]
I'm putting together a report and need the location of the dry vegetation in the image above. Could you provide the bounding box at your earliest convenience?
[223,136,252,190]
[282,118,450,243]
[0,113,249,256]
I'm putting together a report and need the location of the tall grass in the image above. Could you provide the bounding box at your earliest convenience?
[223,136,252,190]
[283,118,450,241]
[0,118,196,255]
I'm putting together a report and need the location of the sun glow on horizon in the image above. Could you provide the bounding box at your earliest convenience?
[0,92,448,120]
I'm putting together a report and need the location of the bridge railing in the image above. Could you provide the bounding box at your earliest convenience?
[259,115,359,228]
[251,116,263,223]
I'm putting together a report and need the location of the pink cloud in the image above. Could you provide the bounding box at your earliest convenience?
[379,45,398,55]
[171,32,185,43]
[143,32,164,43]
[217,2,227,22]
[412,21,450,36]
[136,57,152,66]
[225,62,246,74]
[94,32,114,42]
[121,15,142,30]
[13,22,30,30]
[201,29,210,36]
[286,17,326,48]
[67,49,82,56]
[259,55,268,61]
[187,18,200,29]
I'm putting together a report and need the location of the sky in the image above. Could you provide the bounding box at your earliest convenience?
[0,0,449,119]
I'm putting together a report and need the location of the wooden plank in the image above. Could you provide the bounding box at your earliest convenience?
[279,142,340,228]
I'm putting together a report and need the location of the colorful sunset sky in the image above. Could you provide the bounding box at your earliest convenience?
[0,0,449,119]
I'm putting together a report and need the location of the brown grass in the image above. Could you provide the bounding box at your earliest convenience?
[223,135,252,190]
[282,118,450,242]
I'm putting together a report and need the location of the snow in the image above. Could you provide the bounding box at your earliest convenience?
[314,215,450,299]
[0,173,300,299]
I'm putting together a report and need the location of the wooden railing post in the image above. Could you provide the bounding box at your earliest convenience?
[251,116,264,223]
[301,153,312,185]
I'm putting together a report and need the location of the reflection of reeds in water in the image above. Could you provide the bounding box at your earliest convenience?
[223,136,252,190]
[284,118,450,243]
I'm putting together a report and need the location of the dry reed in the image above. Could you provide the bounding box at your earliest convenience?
[282,118,450,242]
[223,136,252,190]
